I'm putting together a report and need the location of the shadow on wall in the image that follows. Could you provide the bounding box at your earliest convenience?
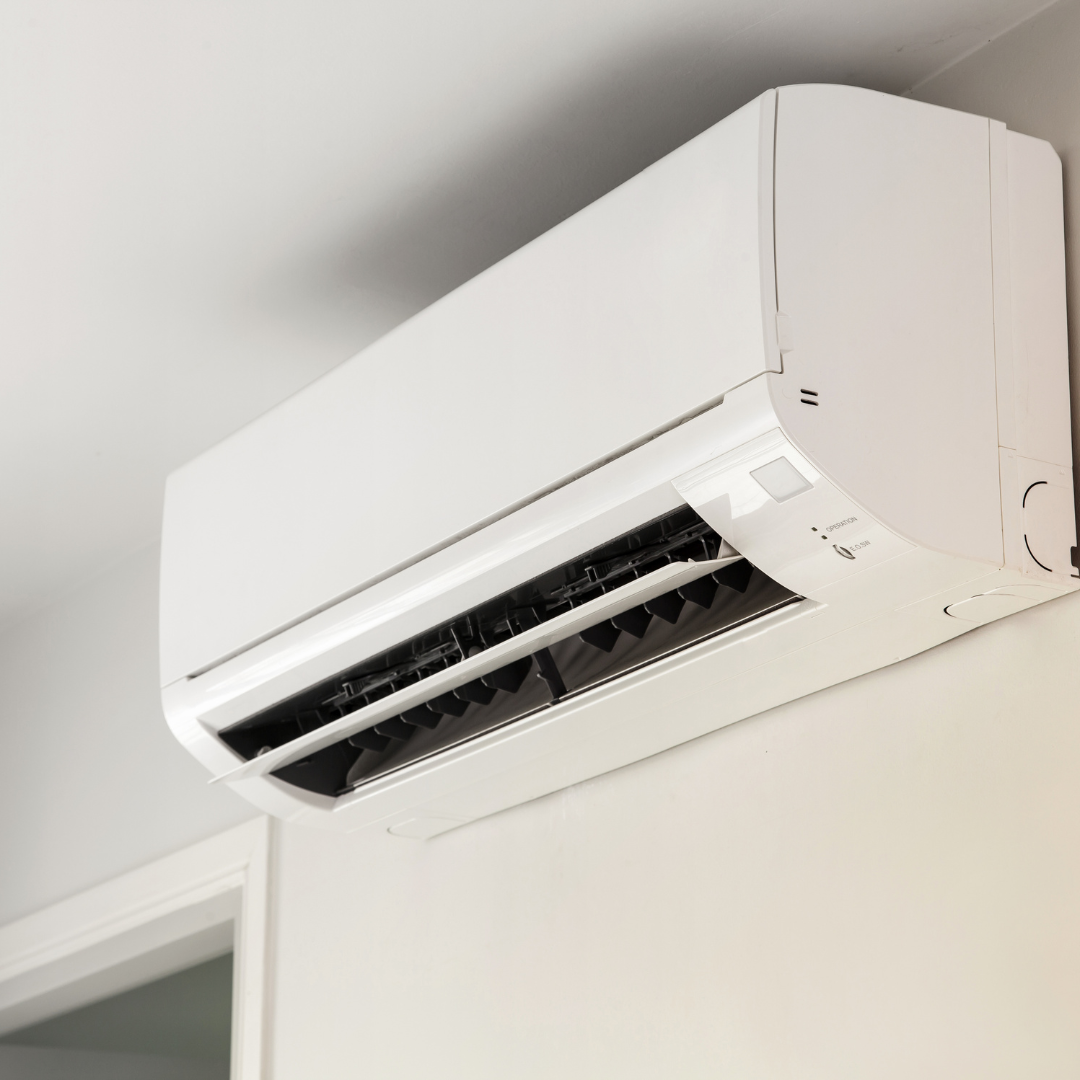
[268,14,941,325]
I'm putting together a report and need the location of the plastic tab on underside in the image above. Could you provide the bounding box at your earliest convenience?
[387,816,468,839]
[944,584,1060,624]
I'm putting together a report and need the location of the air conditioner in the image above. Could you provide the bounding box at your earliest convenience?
[161,84,1076,838]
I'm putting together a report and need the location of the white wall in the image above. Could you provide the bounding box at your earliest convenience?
[267,5,1080,1076]
[0,547,255,925]
[3,2,1079,1074]
[271,595,1080,1079]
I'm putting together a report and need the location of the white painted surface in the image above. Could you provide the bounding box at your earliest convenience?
[270,591,1080,1079]
[0,549,255,927]
[0,1045,227,1080]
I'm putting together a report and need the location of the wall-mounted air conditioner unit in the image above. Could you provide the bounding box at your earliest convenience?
[160,84,1075,838]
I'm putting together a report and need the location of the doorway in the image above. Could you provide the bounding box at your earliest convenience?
[0,953,233,1078]
[0,820,270,1080]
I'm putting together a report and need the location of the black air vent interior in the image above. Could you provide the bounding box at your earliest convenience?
[218,506,800,798]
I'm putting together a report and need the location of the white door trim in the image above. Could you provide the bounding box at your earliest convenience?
[0,817,272,1080]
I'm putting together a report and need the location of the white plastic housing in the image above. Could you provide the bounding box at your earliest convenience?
[160,85,1075,834]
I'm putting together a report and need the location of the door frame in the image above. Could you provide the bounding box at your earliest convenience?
[0,817,272,1079]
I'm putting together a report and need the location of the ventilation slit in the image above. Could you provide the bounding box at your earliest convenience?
[219,505,801,798]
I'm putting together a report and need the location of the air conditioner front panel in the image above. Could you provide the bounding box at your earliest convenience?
[163,375,785,751]
[159,91,779,686]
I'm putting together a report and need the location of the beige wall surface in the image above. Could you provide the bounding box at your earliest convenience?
[268,6,1080,1076]
[272,594,1080,1079]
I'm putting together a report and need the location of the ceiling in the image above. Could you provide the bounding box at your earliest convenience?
[0,0,1052,632]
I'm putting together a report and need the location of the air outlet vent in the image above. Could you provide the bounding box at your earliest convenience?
[218,506,799,798]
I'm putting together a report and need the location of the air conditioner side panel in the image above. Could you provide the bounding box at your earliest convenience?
[160,92,778,686]
[1006,131,1072,471]
[770,85,1002,566]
